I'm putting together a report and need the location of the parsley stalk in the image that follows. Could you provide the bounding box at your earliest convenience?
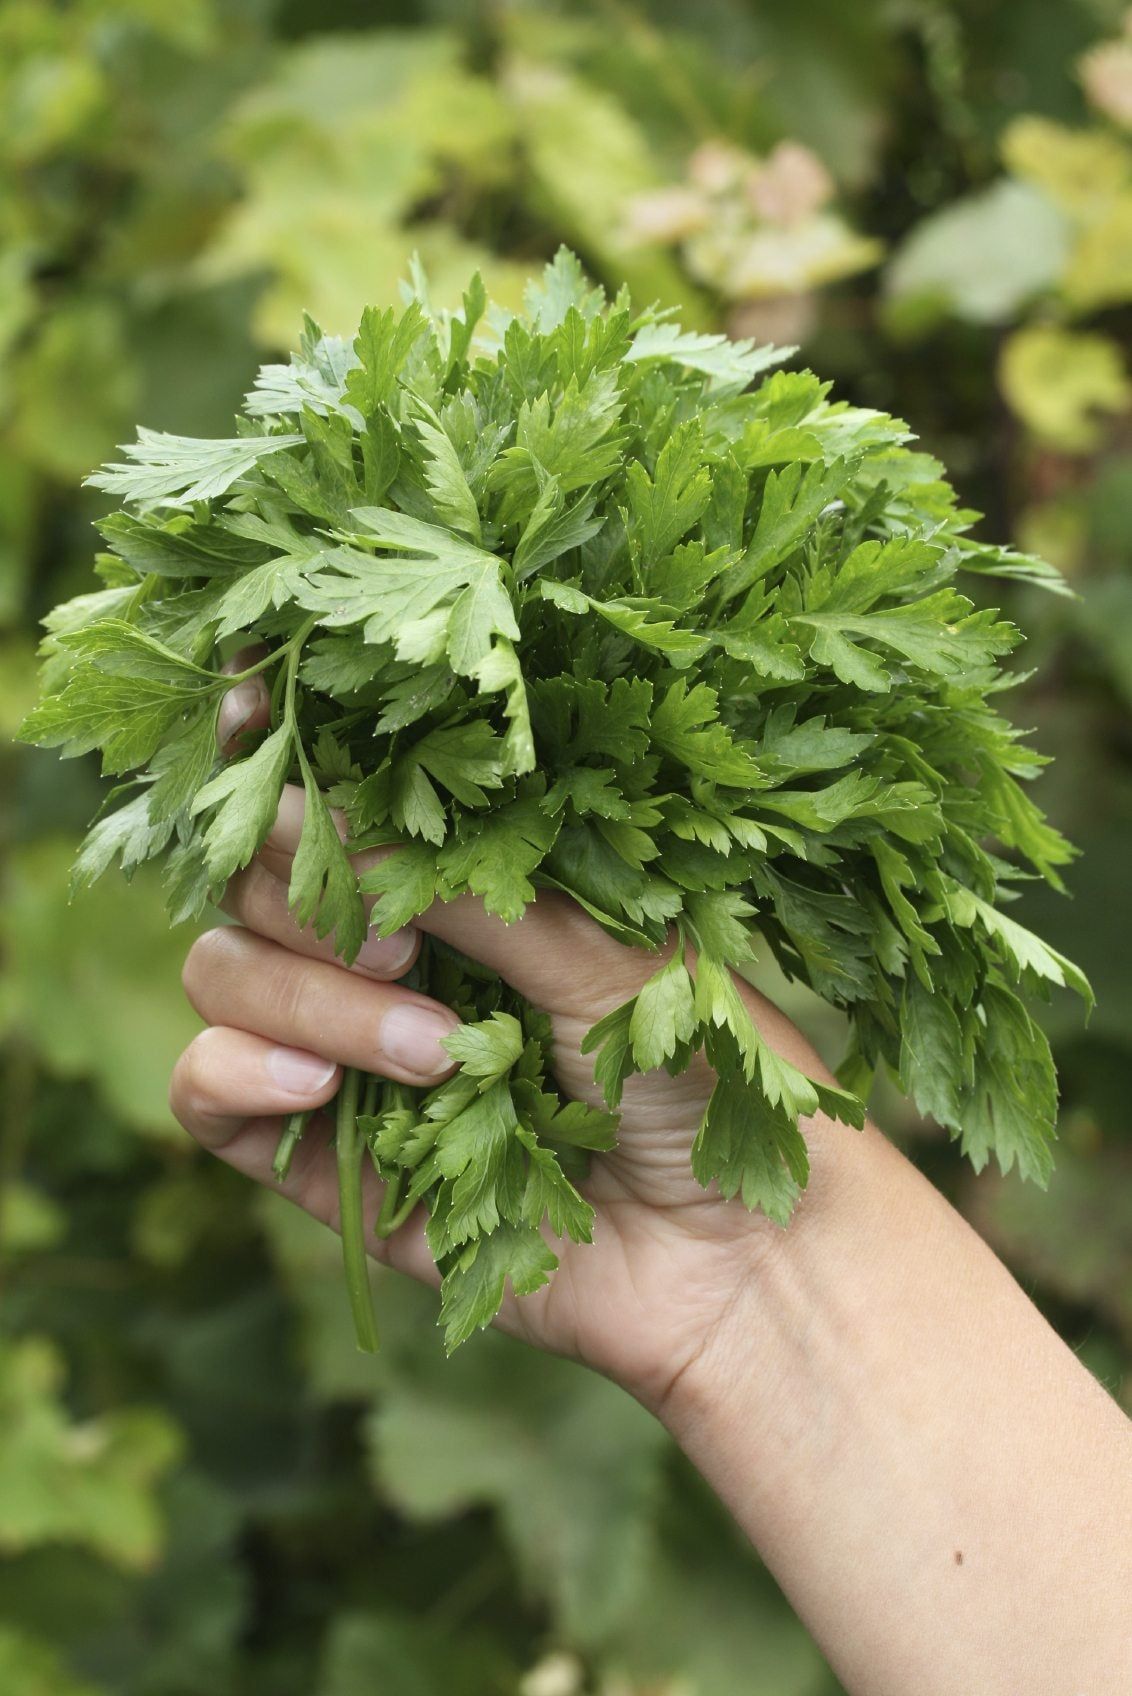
[267,614,325,1190]
[272,1109,309,1183]
[281,614,318,729]
[335,1065,380,1354]
[374,1168,417,1240]
[282,617,383,1351]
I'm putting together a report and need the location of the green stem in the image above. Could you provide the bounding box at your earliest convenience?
[268,661,288,733]
[222,612,319,732]
[282,614,318,730]
[272,1109,310,1183]
[336,1066,380,1353]
[225,642,288,688]
[374,1167,417,1239]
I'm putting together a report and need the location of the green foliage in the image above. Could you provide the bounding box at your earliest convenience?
[0,843,202,1133]
[0,1338,180,1569]
[0,1625,103,1696]
[23,251,1088,1354]
[368,1332,666,1645]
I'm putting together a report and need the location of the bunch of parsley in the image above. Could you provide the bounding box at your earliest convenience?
[23,250,1090,1351]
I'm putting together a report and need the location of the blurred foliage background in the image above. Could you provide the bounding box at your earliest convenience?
[2,1,1131,1691]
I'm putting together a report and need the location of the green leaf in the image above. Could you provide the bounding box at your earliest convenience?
[470,638,534,775]
[523,245,606,330]
[413,399,482,542]
[580,998,637,1108]
[358,841,439,936]
[541,578,709,666]
[213,539,334,639]
[629,950,697,1072]
[959,985,1058,1185]
[517,1130,595,1242]
[447,570,520,674]
[683,889,757,965]
[147,702,222,822]
[724,457,852,600]
[448,270,487,370]
[54,618,220,683]
[651,679,764,787]
[441,1012,525,1087]
[624,423,713,567]
[412,721,506,807]
[965,890,1093,1006]
[899,973,965,1130]
[512,478,604,579]
[289,766,367,962]
[691,1062,808,1225]
[86,428,303,507]
[433,1081,527,1247]
[70,790,176,892]
[796,596,1016,682]
[345,299,429,418]
[191,724,294,884]
[98,511,269,580]
[438,799,558,922]
[804,621,892,691]
[626,321,790,395]
[21,667,216,776]
[439,1224,559,1351]
[389,757,447,845]
[301,508,518,678]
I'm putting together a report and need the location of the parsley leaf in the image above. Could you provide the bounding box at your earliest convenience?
[289,762,367,963]
[191,723,294,886]
[86,428,304,507]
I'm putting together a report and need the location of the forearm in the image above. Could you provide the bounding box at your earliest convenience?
[660,1117,1132,1695]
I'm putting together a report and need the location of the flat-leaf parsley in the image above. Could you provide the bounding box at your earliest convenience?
[23,250,1090,1351]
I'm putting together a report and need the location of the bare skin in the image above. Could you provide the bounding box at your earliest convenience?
[169,675,1132,1695]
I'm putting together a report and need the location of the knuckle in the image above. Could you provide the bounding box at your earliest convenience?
[180,922,323,1040]
[221,862,274,931]
[169,1030,222,1125]
[259,950,310,1031]
[168,1051,190,1123]
[181,925,245,1004]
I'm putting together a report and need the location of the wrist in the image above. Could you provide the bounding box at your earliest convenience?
[649,1113,920,1436]
[643,1114,1132,1696]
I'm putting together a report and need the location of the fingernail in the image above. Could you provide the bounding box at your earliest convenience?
[356,926,417,976]
[382,1005,459,1077]
[217,681,265,749]
[267,1046,338,1096]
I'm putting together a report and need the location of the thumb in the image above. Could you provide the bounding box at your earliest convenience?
[257,784,656,1017]
[217,648,272,756]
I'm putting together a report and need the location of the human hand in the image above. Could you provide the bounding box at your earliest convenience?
[173,678,1132,1696]
[170,669,850,1410]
